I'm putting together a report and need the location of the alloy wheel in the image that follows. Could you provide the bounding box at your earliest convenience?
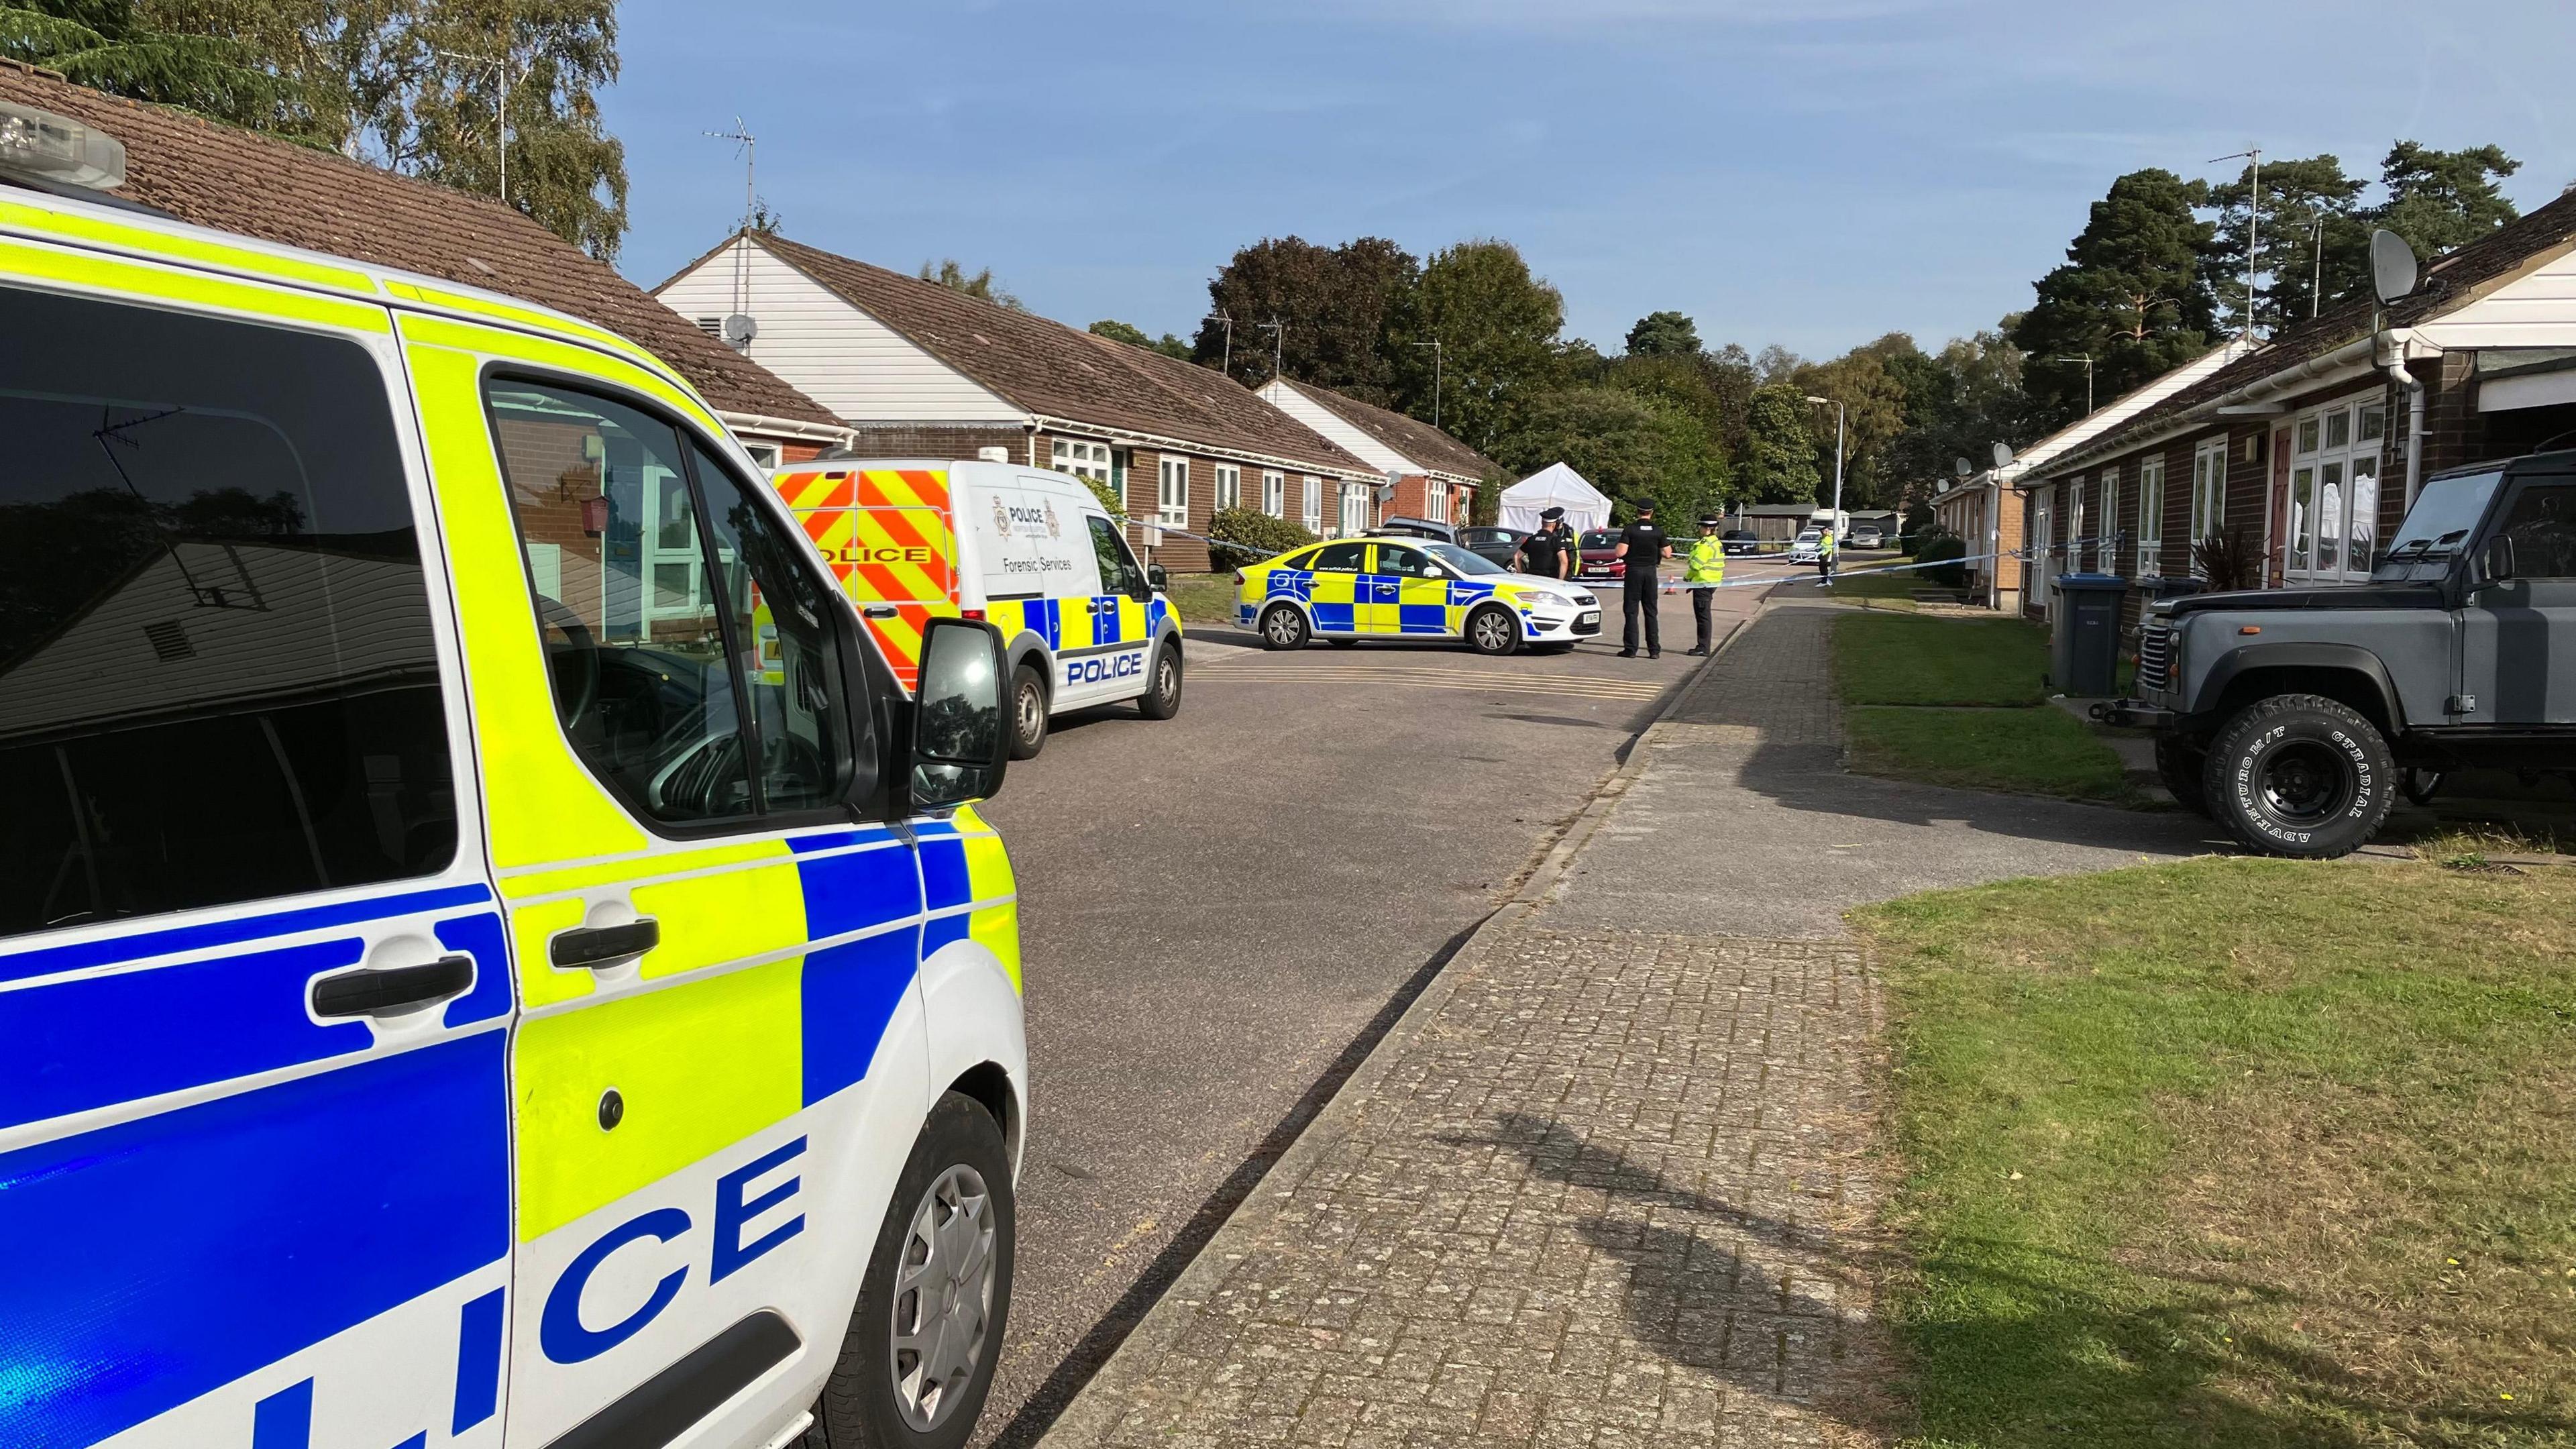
[888,1164,998,1432]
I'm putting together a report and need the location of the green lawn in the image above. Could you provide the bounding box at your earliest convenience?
[1844,705,2144,806]
[1835,613,2048,706]
[1162,572,1241,625]
[1860,858,2576,1448]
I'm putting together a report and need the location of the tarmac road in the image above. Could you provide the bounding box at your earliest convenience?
[965,566,1790,1445]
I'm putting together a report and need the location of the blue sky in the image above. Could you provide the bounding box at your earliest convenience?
[607,0,2576,362]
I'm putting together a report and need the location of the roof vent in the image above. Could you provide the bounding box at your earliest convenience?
[977,447,1010,463]
[143,619,195,661]
[696,316,724,335]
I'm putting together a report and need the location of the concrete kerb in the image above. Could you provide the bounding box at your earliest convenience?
[1032,593,1775,1449]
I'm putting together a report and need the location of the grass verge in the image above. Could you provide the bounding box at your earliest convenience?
[1836,612,2047,706]
[1162,572,1241,626]
[1860,857,2576,1448]
[1845,705,2144,806]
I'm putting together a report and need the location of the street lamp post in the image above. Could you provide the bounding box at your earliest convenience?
[1803,394,1844,547]
[1410,339,1444,429]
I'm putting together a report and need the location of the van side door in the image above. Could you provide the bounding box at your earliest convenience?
[401,313,935,1449]
[2459,475,2576,725]
[0,272,513,1447]
[1069,515,1154,702]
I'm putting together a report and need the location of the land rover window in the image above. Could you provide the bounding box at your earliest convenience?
[0,284,455,938]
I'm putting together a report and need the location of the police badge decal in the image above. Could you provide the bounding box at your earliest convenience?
[991,495,1012,537]
[1044,499,1061,538]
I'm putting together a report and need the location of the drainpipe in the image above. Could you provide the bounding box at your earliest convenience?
[2382,352,2424,508]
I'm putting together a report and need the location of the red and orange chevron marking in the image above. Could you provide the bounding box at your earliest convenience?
[774,466,959,692]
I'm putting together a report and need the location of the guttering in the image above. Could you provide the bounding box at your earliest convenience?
[2383,347,2426,508]
[2045,335,2376,476]
[1026,412,1367,481]
[719,410,855,446]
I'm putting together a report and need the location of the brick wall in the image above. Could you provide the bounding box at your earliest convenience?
[843,424,1031,465]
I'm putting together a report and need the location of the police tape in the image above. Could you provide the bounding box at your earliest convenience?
[1668,546,2026,591]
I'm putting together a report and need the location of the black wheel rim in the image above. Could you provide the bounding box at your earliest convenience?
[2255,739,2357,825]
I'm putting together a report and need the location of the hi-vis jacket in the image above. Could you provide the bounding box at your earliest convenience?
[0,178,1024,1449]
[1683,535,1728,586]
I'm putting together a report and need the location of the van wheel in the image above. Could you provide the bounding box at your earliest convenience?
[1138,644,1183,720]
[1260,604,1309,651]
[1009,665,1048,760]
[813,1092,1014,1449]
[1466,605,1520,656]
[2204,694,2396,859]
[2155,735,2210,817]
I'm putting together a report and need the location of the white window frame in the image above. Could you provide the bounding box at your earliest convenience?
[2137,454,2166,577]
[2282,391,2385,586]
[1051,437,1112,486]
[1339,481,1368,539]
[2189,437,2228,575]
[2098,463,2120,576]
[1302,475,1322,533]
[1426,479,1448,523]
[741,441,783,470]
[1156,455,1189,538]
[1263,470,1285,519]
[1214,464,1242,513]
[2068,477,2086,573]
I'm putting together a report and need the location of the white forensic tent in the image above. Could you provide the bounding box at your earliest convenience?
[1498,462,1612,533]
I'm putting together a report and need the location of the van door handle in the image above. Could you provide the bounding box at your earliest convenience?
[861,605,899,619]
[551,918,660,970]
[312,955,476,1018]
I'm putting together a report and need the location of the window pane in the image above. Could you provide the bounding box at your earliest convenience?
[2289,468,2314,571]
[2347,458,2379,569]
[2325,409,2351,449]
[1087,515,1144,594]
[487,381,753,825]
[2495,483,2576,579]
[2297,418,2320,453]
[691,442,857,813]
[0,285,453,937]
[1311,541,1368,572]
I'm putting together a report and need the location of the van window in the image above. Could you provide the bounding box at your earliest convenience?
[1085,516,1148,598]
[487,381,855,825]
[0,284,455,938]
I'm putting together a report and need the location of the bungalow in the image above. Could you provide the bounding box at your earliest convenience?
[2016,186,2576,631]
[0,62,851,465]
[1254,378,1495,528]
[652,232,1377,572]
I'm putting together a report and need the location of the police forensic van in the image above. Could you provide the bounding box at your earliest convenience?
[770,458,1184,759]
[0,101,1026,1449]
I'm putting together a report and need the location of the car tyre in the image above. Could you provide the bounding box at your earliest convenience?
[813,1091,1015,1449]
[1466,604,1521,657]
[1259,604,1309,651]
[1008,664,1048,761]
[1138,643,1183,720]
[2154,735,2210,817]
[2203,694,2396,859]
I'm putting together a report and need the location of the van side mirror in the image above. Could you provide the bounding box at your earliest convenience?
[1146,561,1170,590]
[906,617,1008,811]
[2483,533,2519,586]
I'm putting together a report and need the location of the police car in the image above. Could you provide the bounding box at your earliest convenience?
[770,458,1183,760]
[0,100,1026,1449]
[1236,536,1603,653]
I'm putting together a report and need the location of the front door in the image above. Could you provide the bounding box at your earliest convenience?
[410,319,929,1449]
[0,276,511,1447]
[1303,541,1368,636]
[2459,476,2576,726]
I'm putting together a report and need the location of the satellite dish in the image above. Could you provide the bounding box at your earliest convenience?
[1992,441,2015,469]
[721,313,759,346]
[1953,457,1973,478]
[2370,228,2418,305]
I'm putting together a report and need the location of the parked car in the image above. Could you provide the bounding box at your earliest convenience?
[1787,528,1829,564]
[1850,525,1884,549]
[1721,529,1761,556]
[1377,515,1454,542]
[2104,449,2576,858]
[1456,525,1527,568]
[1576,528,1625,582]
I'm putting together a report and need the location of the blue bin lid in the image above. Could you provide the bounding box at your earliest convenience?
[2053,572,2129,589]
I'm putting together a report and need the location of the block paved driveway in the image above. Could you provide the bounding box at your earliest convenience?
[1039,599,2214,1448]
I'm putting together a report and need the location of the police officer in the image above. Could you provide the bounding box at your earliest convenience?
[1614,502,1671,658]
[1514,506,1574,580]
[1818,524,1837,585]
[1682,513,1726,655]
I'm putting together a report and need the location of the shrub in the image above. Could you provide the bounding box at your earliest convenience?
[1209,506,1316,570]
[2192,527,2259,591]
[1076,475,1124,521]
[1917,533,1968,588]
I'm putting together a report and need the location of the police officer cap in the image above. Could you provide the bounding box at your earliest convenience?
[1540,506,1566,521]
[1699,515,1722,528]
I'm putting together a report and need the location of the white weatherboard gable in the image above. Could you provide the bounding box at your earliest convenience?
[2412,246,2576,351]
[655,239,1018,423]
[1257,379,1414,476]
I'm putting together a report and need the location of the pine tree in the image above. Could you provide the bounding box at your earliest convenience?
[2010,168,2218,433]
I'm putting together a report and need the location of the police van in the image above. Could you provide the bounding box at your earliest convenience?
[771,458,1185,759]
[0,101,1026,1449]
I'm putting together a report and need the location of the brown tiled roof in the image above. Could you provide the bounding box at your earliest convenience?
[0,62,839,430]
[1278,378,1495,480]
[743,233,1371,474]
[2072,186,2576,462]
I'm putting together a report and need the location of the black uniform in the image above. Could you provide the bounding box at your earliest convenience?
[1518,524,1571,580]
[1617,518,1669,655]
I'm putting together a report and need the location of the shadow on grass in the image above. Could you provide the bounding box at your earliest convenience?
[1468,1113,2572,1448]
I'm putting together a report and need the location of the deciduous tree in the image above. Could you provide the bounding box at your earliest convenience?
[1491,386,1724,523]
[919,259,1022,309]
[1089,318,1193,360]
[1389,239,1566,451]
[1739,382,1821,504]
[1192,235,1415,401]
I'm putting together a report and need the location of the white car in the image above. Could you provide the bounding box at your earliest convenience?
[1788,528,1830,564]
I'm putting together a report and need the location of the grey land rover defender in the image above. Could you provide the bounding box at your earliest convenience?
[2103,449,2576,858]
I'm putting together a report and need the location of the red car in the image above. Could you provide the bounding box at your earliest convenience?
[1576,528,1625,583]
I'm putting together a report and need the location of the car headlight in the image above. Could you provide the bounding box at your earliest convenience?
[1521,590,1569,608]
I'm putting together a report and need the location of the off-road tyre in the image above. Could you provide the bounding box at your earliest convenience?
[1465,604,1521,657]
[1008,665,1048,761]
[1138,643,1183,720]
[1259,604,1308,651]
[2155,735,2210,817]
[813,1091,1016,1449]
[2203,694,2396,859]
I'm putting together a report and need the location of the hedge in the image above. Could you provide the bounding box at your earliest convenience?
[1208,506,1318,570]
